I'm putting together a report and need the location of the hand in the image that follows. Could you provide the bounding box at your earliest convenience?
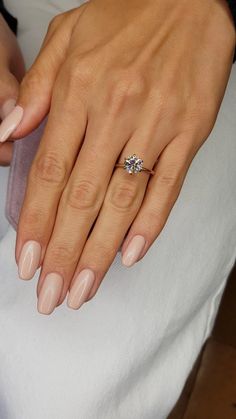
[0,15,24,165]
[3,0,235,314]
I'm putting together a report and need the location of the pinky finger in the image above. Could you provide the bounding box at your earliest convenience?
[120,134,197,267]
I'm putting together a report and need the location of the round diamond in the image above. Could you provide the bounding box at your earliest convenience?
[124,154,143,174]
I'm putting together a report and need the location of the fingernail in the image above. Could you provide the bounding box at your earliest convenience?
[0,98,16,119]
[122,235,146,267]
[18,240,41,280]
[37,273,64,315]
[0,105,23,142]
[67,269,95,310]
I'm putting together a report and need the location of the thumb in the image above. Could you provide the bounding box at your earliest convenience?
[2,6,87,142]
[0,69,20,142]
[0,71,19,164]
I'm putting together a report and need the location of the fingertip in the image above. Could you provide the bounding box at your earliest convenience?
[11,102,49,139]
[0,105,24,143]
[121,234,146,267]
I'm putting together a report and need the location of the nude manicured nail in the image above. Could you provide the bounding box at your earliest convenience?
[122,235,146,267]
[67,269,95,310]
[0,98,16,119]
[18,240,41,280]
[0,105,23,142]
[38,273,64,315]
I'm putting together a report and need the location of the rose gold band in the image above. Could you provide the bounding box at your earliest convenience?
[115,163,155,175]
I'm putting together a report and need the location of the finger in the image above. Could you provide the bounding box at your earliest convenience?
[0,142,13,166]
[1,7,86,142]
[120,134,197,268]
[35,108,133,313]
[66,132,160,310]
[15,62,88,282]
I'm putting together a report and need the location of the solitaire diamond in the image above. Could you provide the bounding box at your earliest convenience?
[124,154,144,174]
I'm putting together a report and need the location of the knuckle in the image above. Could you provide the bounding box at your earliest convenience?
[199,101,217,126]
[148,86,166,111]
[64,56,93,91]
[65,179,100,211]
[185,96,217,133]
[31,153,67,186]
[116,72,145,96]
[48,13,65,31]
[96,243,116,261]
[21,68,42,94]
[49,244,78,266]
[20,208,42,229]
[108,181,140,211]
[165,94,181,117]
[157,167,183,189]
[144,207,167,233]
[106,71,145,113]
[145,207,160,222]
[19,207,46,239]
[21,208,41,226]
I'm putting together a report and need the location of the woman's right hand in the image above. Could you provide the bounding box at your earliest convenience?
[0,14,25,165]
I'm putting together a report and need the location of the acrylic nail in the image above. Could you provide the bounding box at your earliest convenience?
[0,105,23,142]
[18,240,41,280]
[0,98,16,119]
[37,273,64,315]
[67,269,95,310]
[122,235,146,267]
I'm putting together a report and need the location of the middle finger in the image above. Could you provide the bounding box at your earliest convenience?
[36,108,133,313]
[66,130,161,310]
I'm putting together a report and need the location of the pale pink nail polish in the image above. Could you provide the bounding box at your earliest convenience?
[18,240,41,280]
[0,105,23,142]
[0,98,16,119]
[122,235,146,267]
[67,269,95,310]
[37,273,64,315]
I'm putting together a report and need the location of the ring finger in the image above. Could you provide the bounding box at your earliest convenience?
[66,131,162,310]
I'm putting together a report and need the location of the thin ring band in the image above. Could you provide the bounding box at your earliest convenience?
[115,163,155,175]
[115,154,155,176]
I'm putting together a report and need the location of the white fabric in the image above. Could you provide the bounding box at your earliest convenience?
[0,1,236,418]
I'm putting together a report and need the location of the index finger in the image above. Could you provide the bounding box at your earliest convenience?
[16,60,88,280]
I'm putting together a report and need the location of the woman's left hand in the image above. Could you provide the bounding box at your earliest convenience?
[2,0,235,314]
